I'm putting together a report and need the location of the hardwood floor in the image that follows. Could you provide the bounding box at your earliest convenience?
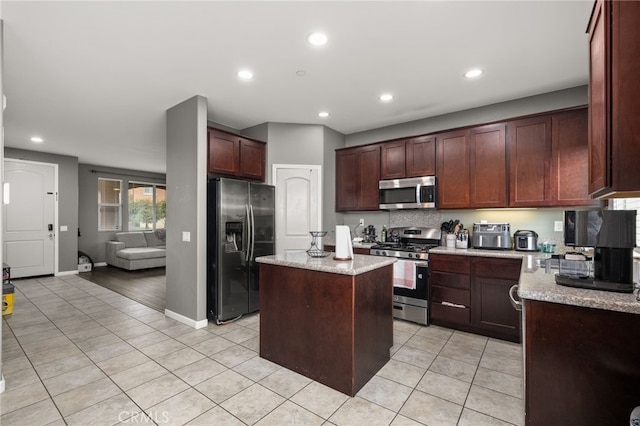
[78,265,166,312]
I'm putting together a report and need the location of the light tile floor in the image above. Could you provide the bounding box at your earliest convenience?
[1,274,524,425]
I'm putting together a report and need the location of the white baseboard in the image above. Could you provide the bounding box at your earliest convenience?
[0,375,5,393]
[164,309,208,329]
[56,270,78,276]
[94,262,108,267]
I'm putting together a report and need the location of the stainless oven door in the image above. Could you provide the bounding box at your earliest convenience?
[393,262,429,325]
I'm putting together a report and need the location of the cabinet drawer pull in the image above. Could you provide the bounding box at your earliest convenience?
[441,301,466,309]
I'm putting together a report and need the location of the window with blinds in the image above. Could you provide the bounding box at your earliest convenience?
[612,198,640,247]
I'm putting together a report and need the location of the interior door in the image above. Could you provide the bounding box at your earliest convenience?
[3,159,56,278]
[273,165,321,255]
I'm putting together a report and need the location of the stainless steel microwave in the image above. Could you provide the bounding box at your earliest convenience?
[379,176,437,210]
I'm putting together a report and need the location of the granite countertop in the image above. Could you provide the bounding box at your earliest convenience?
[518,257,640,315]
[429,246,528,259]
[256,250,396,276]
[429,247,640,315]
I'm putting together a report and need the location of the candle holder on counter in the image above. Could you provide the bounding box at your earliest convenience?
[307,231,331,258]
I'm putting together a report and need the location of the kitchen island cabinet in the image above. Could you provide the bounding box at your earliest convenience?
[587,0,640,198]
[256,252,395,396]
[335,145,380,211]
[518,261,640,425]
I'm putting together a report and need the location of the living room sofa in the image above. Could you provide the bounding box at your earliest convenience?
[105,230,166,270]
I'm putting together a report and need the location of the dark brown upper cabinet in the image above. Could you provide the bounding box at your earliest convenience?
[587,0,640,198]
[551,109,601,207]
[436,130,471,209]
[380,135,436,180]
[208,128,266,181]
[335,144,380,211]
[469,123,507,208]
[507,116,552,207]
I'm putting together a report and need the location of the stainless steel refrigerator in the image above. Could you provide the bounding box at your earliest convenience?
[207,177,275,324]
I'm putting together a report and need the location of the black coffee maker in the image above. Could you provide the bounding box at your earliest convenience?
[363,225,377,243]
[561,209,636,292]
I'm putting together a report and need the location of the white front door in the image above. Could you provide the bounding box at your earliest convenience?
[3,159,57,278]
[273,165,322,254]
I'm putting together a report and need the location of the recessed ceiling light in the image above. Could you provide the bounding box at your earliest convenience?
[296,70,306,77]
[379,93,394,102]
[307,32,328,46]
[30,136,44,143]
[464,68,484,79]
[237,69,254,80]
[318,111,330,118]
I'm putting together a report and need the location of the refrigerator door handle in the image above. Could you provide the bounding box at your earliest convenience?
[249,204,256,261]
[245,204,251,262]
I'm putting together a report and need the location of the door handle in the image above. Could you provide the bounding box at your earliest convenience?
[509,284,522,311]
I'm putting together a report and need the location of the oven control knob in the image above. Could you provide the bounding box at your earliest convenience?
[407,253,412,258]
[381,251,387,256]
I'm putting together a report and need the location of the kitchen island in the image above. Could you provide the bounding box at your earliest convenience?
[255,251,396,396]
[518,257,640,426]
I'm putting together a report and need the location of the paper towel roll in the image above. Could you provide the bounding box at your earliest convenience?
[334,225,353,260]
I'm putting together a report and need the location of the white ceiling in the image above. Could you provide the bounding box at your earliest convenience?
[2,1,593,174]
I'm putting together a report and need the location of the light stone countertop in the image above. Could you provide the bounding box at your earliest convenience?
[428,246,640,315]
[255,250,396,276]
[429,246,528,259]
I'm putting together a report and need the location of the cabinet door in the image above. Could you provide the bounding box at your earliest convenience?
[587,0,609,196]
[335,145,380,211]
[436,130,470,209]
[239,138,266,181]
[380,141,406,179]
[357,145,381,210]
[552,109,600,206]
[469,124,507,208]
[208,129,240,176]
[508,116,552,207]
[473,276,520,339]
[609,0,640,196]
[472,257,522,342]
[406,135,436,177]
[336,150,360,211]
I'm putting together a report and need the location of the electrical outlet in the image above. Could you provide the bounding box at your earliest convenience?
[359,218,365,226]
[554,221,563,232]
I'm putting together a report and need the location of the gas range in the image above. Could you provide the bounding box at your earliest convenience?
[369,227,441,261]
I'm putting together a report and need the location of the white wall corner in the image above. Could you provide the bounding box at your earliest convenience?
[164,309,208,329]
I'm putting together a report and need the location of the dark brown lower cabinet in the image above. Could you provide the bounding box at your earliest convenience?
[430,254,521,342]
[323,245,371,256]
[525,300,640,425]
[259,263,393,396]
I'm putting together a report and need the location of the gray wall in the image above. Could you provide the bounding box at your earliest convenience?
[322,126,345,231]
[77,164,165,263]
[346,85,588,146]
[243,122,343,231]
[166,95,208,324]
[4,148,79,274]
